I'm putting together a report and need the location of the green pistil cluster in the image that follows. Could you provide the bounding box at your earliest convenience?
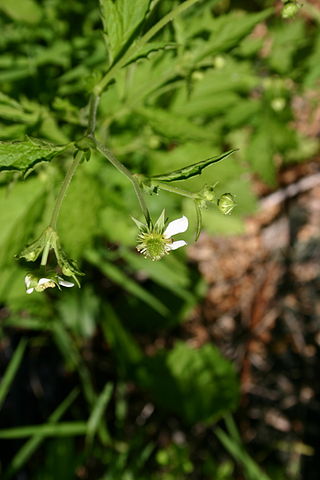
[137,231,171,261]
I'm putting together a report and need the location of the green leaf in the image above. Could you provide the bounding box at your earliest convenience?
[0,338,27,409]
[0,0,42,24]
[124,41,177,66]
[101,303,143,371]
[193,9,273,63]
[5,389,79,479]
[86,249,169,316]
[0,137,68,172]
[267,19,305,74]
[0,178,45,269]
[136,106,216,142]
[86,382,113,445]
[141,342,239,424]
[58,167,102,259]
[151,149,237,182]
[247,126,276,186]
[99,0,151,63]
[121,248,195,303]
[216,415,272,480]
[0,422,87,439]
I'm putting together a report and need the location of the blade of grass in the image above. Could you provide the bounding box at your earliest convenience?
[86,382,113,446]
[0,422,87,439]
[215,416,272,480]
[0,338,27,409]
[4,318,52,330]
[86,249,169,316]
[4,389,79,479]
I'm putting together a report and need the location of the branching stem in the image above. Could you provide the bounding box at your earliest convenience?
[155,182,196,199]
[49,150,84,231]
[93,138,151,225]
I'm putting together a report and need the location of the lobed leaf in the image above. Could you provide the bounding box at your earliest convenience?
[0,137,69,172]
[99,0,151,63]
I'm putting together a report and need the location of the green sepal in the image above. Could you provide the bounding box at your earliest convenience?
[53,238,84,288]
[131,216,147,231]
[16,234,46,262]
[150,149,237,183]
[153,209,167,234]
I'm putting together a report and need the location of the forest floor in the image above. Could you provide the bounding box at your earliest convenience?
[185,159,320,479]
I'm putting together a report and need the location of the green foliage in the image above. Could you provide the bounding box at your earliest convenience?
[141,342,239,424]
[99,0,151,63]
[0,137,68,171]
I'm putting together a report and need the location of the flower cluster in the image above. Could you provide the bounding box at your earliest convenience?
[25,273,74,294]
[18,226,83,294]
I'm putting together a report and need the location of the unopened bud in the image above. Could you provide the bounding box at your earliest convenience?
[217,193,236,215]
[281,1,302,18]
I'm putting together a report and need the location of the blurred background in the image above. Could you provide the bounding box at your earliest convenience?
[1,0,320,478]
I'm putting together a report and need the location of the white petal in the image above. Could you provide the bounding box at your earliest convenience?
[25,276,32,288]
[164,216,188,238]
[38,278,53,286]
[26,288,34,294]
[58,277,74,288]
[167,240,187,251]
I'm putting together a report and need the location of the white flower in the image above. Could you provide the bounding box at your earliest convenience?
[25,274,74,294]
[136,215,188,261]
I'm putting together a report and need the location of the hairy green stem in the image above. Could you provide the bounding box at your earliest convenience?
[49,151,83,231]
[40,230,53,267]
[87,94,100,135]
[94,0,201,95]
[155,181,196,199]
[93,139,151,225]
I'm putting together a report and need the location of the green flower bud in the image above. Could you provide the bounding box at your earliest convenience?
[217,193,236,215]
[281,2,301,18]
[196,185,217,209]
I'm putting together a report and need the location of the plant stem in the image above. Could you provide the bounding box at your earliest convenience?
[94,0,201,95]
[49,150,83,230]
[87,94,100,136]
[155,181,196,199]
[40,228,53,266]
[94,139,151,225]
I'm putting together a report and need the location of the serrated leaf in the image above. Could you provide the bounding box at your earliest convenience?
[124,41,177,66]
[247,127,276,186]
[151,149,237,182]
[194,9,273,63]
[141,342,239,424]
[136,106,215,142]
[99,0,151,63]
[0,137,68,172]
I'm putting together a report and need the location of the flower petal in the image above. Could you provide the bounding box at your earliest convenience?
[26,287,34,294]
[58,277,74,288]
[25,275,32,288]
[164,216,188,238]
[167,240,187,251]
[38,278,53,286]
